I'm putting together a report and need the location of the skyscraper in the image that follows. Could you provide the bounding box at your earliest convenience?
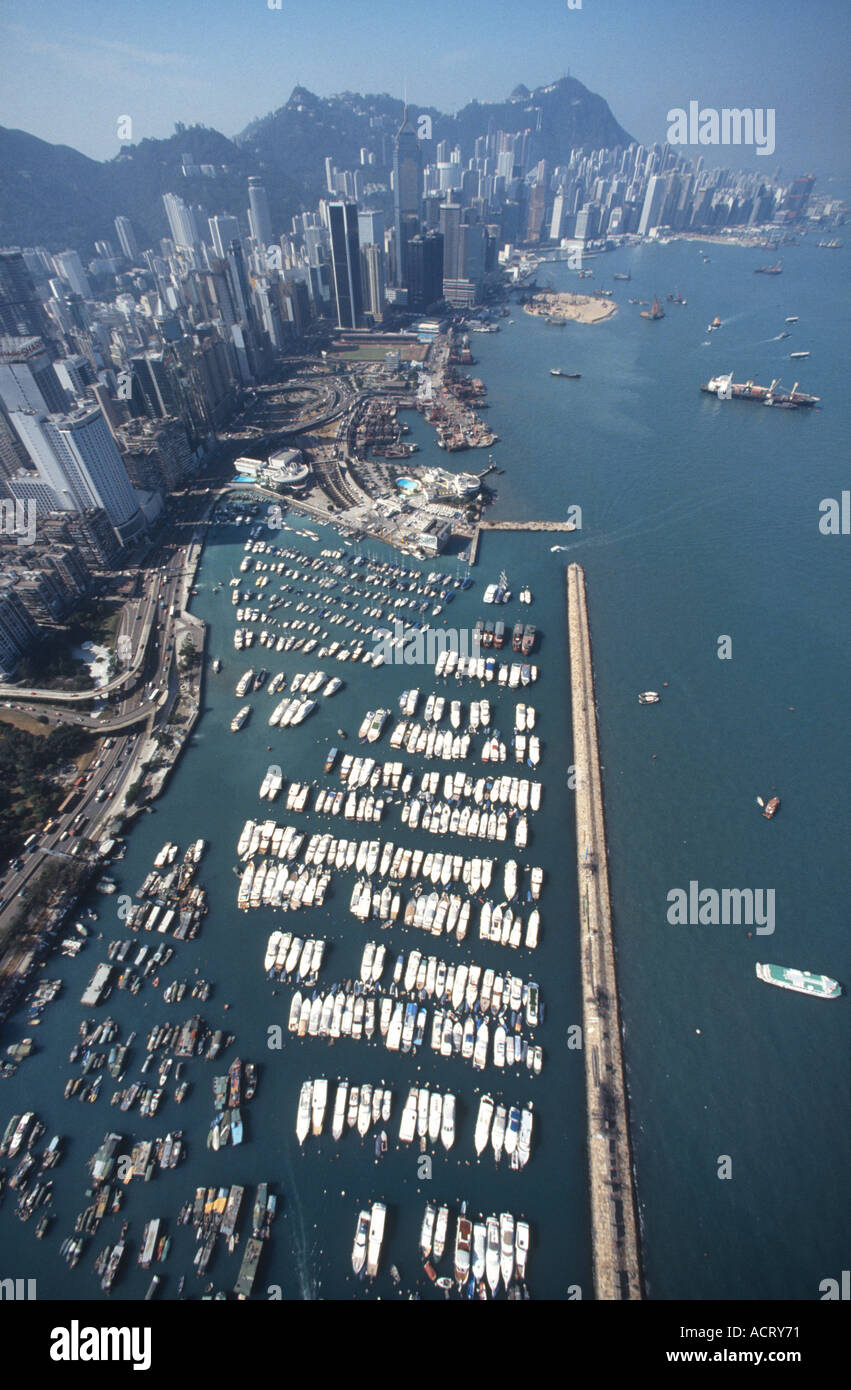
[327,203,363,329]
[12,406,144,541]
[247,178,274,250]
[0,252,52,340]
[637,175,669,236]
[392,107,422,286]
[0,337,68,415]
[360,244,386,322]
[162,193,200,251]
[439,201,461,283]
[53,251,92,300]
[209,215,241,261]
[406,232,444,312]
[114,215,139,262]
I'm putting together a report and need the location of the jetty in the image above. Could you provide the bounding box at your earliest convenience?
[566,562,642,1300]
[468,520,577,566]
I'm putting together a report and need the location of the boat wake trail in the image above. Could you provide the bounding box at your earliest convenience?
[556,485,735,555]
[282,1158,318,1299]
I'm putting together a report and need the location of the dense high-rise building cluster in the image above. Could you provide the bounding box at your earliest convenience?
[0,102,827,675]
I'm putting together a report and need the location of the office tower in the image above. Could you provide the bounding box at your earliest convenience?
[360,244,386,322]
[524,183,548,242]
[12,406,144,541]
[574,202,601,243]
[114,216,139,262]
[208,215,241,261]
[162,193,200,250]
[327,202,363,329]
[324,157,336,192]
[406,232,444,312]
[358,210,385,251]
[550,193,567,241]
[0,403,28,488]
[439,201,461,282]
[637,174,669,236]
[247,178,274,249]
[53,251,92,300]
[226,239,253,325]
[128,352,181,419]
[0,583,38,675]
[392,107,422,285]
[0,336,68,415]
[357,210,386,317]
[39,508,121,569]
[53,355,92,401]
[0,252,51,341]
[459,221,486,286]
[785,175,815,220]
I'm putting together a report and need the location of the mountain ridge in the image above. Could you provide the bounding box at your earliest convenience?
[0,76,633,253]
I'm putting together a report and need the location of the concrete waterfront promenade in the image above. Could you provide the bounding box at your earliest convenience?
[566,562,643,1300]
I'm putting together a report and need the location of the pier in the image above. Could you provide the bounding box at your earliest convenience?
[468,520,577,566]
[566,562,642,1300]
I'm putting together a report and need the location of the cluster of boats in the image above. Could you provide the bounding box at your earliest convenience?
[433,649,539,687]
[263,931,326,980]
[399,1087,456,1147]
[238,856,330,912]
[286,983,543,1073]
[352,1201,386,1278]
[267,696,317,728]
[419,1204,530,1296]
[0,1112,62,1228]
[474,1094,533,1167]
[297,1078,392,1143]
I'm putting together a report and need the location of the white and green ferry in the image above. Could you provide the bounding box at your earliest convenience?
[755,963,841,999]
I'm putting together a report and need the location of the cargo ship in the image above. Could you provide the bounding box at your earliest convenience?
[521,625,536,656]
[754,262,782,274]
[701,373,819,408]
[640,295,665,320]
[511,622,524,654]
[755,963,840,999]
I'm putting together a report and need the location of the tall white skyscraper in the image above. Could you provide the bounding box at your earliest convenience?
[637,175,668,236]
[247,179,273,250]
[53,250,91,299]
[209,215,241,261]
[12,406,144,541]
[114,215,139,261]
[162,193,200,251]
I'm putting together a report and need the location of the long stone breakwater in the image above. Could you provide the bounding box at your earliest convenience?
[468,520,577,566]
[566,562,643,1300]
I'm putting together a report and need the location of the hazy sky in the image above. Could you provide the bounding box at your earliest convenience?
[1,0,849,176]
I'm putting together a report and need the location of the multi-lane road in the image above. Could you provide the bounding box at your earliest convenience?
[0,481,219,948]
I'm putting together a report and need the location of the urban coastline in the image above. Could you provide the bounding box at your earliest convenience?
[0,72,842,1307]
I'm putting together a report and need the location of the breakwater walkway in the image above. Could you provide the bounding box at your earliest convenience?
[566,562,643,1300]
[468,520,577,565]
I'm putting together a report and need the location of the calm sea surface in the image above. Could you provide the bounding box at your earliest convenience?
[0,237,848,1301]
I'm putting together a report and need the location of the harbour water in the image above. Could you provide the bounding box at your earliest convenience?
[0,237,848,1301]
